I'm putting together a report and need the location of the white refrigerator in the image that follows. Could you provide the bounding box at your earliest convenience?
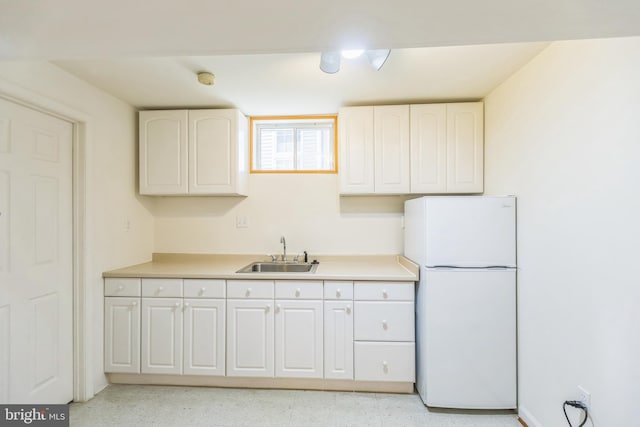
[404,196,517,409]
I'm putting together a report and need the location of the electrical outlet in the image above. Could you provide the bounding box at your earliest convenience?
[235,216,249,228]
[577,385,591,410]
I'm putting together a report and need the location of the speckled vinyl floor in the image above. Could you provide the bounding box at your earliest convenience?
[69,385,521,427]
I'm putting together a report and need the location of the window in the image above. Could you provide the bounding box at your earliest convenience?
[250,115,337,173]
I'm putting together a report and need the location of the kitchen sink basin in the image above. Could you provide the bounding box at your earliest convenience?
[237,262,318,273]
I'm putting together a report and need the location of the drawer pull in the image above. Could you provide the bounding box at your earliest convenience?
[118,285,124,291]
[382,361,388,372]
[158,286,164,292]
[382,290,388,299]
[382,320,388,330]
[336,289,341,298]
[200,287,206,294]
[246,288,252,297]
[295,288,301,297]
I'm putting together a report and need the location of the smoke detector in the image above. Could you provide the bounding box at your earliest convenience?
[197,72,215,86]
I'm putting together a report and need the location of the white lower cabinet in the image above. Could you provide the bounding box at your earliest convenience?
[104,297,140,374]
[226,299,274,377]
[183,299,225,375]
[324,301,353,379]
[141,297,183,374]
[275,300,323,378]
[104,278,141,374]
[353,281,415,382]
[354,342,415,382]
[105,277,415,388]
[323,281,354,380]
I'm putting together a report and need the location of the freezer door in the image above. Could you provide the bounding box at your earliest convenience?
[422,269,516,409]
[404,196,427,265]
[425,196,516,267]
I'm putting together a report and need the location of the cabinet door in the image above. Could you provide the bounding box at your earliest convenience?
[324,301,353,379]
[104,297,140,373]
[339,106,374,194]
[139,110,188,195]
[374,105,410,194]
[183,299,225,376]
[226,299,274,377]
[410,104,447,193]
[446,102,484,193]
[141,298,183,374]
[275,300,323,378]
[189,109,239,194]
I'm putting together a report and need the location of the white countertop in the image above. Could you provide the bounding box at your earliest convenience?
[103,253,419,282]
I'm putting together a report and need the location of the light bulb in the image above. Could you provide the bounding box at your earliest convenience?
[341,49,365,59]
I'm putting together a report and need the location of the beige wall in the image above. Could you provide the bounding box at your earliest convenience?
[152,174,407,256]
[0,62,155,395]
[484,37,640,426]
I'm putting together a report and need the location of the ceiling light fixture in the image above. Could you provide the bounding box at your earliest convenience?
[319,49,391,74]
[366,49,391,71]
[197,71,215,86]
[319,51,341,74]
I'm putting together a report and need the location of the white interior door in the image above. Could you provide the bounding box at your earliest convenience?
[0,98,73,403]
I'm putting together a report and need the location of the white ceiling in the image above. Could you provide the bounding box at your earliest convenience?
[2,0,639,114]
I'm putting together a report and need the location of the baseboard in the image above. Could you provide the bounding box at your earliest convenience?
[107,373,414,394]
[519,406,543,427]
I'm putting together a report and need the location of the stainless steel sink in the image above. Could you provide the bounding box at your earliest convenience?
[236,262,318,273]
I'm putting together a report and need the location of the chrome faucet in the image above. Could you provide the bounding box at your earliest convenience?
[280,236,287,262]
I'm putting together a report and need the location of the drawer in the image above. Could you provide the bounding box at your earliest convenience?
[104,278,141,297]
[354,281,414,301]
[354,301,414,341]
[354,342,415,382]
[323,281,353,300]
[227,280,274,299]
[275,281,323,299]
[184,279,226,298]
[141,278,183,297]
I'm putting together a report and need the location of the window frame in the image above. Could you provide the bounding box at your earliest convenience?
[249,115,338,174]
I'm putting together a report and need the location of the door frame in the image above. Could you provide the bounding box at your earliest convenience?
[0,78,93,402]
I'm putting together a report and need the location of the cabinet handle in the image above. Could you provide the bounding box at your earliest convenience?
[265,304,271,313]
[336,289,341,298]
[184,302,190,307]
[346,305,351,314]
[175,302,181,308]
[200,287,206,294]
[131,301,138,306]
[382,361,388,372]
[382,290,388,299]
[295,288,301,297]
[382,320,388,329]
[158,286,164,292]
[118,285,124,290]
[246,288,252,297]
[276,304,281,313]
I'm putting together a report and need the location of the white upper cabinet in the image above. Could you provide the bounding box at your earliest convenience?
[339,106,375,194]
[339,105,409,195]
[445,102,484,193]
[374,105,410,194]
[139,110,188,195]
[410,102,484,193]
[410,104,447,193]
[139,109,248,196]
[340,102,483,195]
